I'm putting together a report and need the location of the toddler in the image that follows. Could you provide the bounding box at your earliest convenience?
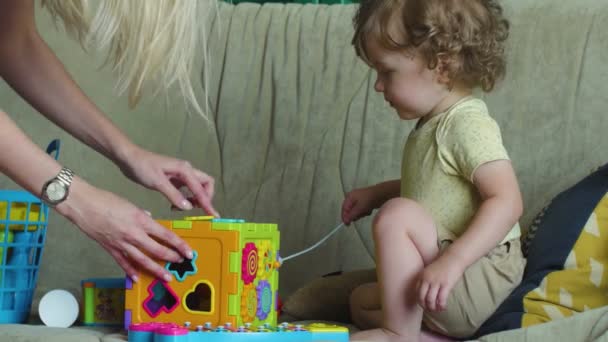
[342,0,525,341]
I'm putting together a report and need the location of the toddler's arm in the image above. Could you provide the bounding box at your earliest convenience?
[418,159,522,311]
[439,159,523,269]
[342,179,401,224]
[371,179,402,205]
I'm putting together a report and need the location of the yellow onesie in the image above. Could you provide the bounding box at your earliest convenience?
[400,96,525,338]
[401,96,520,243]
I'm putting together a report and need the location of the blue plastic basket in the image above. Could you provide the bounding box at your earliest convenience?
[0,191,49,323]
[0,140,59,323]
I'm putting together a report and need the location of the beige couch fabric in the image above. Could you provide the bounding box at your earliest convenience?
[201,0,608,295]
[0,0,607,340]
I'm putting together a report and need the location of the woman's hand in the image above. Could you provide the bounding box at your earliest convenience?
[116,145,219,217]
[57,178,193,282]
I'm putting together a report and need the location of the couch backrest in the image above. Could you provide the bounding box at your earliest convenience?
[189,1,608,295]
[2,1,606,300]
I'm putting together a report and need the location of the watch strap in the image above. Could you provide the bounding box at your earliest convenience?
[41,167,75,206]
[56,167,75,188]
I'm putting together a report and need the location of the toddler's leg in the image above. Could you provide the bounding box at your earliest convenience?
[350,198,439,342]
[350,282,453,342]
[350,282,381,329]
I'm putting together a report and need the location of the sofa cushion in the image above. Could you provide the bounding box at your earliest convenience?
[0,325,121,342]
[476,163,608,337]
[281,269,376,322]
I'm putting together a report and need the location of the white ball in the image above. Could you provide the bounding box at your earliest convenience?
[38,289,79,328]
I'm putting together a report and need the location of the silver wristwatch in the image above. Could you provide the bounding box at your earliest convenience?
[41,167,75,206]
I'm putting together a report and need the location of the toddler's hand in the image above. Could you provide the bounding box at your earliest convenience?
[341,186,378,225]
[417,255,466,312]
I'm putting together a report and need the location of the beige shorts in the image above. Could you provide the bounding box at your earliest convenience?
[422,238,525,339]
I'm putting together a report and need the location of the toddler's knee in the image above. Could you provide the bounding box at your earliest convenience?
[372,198,422,235]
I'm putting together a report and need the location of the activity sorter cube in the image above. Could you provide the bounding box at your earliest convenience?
[125,216,281,329]
[128,321,349,342]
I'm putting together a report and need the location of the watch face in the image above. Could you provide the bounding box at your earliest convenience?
[47,182,67,201]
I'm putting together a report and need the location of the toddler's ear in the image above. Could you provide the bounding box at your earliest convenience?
[435,53,453,86]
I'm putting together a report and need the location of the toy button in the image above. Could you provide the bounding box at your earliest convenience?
[183,216,214,221]
[211,218,245,223]
[306,323,349,332]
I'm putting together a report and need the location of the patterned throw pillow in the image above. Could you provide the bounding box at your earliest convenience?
[521,204,548,257]
[475,163,608,337]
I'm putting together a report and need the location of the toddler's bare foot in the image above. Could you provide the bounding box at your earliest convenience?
[350,328,413,342]
[420,330,455,342]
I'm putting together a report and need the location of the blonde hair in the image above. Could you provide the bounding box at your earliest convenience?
[42,0,217,117]
[353,0,509,92]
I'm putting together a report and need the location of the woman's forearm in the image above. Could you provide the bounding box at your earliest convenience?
[0,109,65,195]
[0,0,136,166]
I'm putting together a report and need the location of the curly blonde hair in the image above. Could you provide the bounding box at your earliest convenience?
[353,0,509,92]
[41,0,217,117]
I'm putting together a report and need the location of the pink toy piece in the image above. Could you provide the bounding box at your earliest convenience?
[156,326,189,336]
[156,322,180,330]
[129,322,158,332]
[142,280,180,318]
[241,243,258,285]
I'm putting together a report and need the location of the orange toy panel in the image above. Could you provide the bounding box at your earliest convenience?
[125,220,239,328]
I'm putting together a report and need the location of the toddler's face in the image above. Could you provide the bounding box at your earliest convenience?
[365,38,448,121]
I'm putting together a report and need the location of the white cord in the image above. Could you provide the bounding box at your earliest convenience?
[280,222,346,263]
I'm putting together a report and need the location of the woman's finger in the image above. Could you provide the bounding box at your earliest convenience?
[144,219,193,260]
[177,169,218,217]
[157,177,193,210]
[194,169,215,199]
[123,244,173,282]
[108,247,139,282]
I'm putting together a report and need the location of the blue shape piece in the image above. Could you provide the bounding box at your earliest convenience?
[211,218,246,223]
[143,281,178,317]
[165,251,198,282]
[145,299,162,314]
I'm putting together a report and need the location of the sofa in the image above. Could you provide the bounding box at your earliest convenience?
[0,0,607,341]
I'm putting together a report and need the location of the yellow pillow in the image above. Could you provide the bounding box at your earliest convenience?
[476,164,608,337]
[523,193,608,325]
